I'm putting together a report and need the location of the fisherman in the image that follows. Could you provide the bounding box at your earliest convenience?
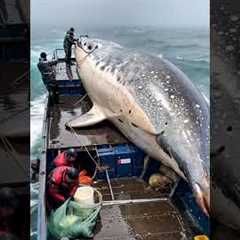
[53,148,77,168]
[78,169,93,185]
[63,27,77,64]
[47,166,79,208]
[31,158,40,182]
[53,149,93,185]
[37,52,59,105]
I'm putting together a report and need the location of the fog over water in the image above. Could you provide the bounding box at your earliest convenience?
[31,0,209,28]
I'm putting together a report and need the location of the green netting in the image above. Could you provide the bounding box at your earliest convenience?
[48,198,101,239]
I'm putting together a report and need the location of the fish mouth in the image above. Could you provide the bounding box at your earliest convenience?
[183,167,210,217]
[193,182,210,217]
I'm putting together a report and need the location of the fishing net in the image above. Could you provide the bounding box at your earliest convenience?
[48,197,101,239]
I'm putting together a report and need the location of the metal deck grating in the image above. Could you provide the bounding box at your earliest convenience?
[94,177,170,201]
[77,178,192,240]
[94,203,187,240]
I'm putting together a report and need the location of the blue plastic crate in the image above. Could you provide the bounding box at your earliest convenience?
[96,144,145,179]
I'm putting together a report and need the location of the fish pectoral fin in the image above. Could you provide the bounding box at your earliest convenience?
[65,104,107,128]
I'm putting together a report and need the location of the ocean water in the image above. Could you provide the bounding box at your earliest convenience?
[30,26,209,239]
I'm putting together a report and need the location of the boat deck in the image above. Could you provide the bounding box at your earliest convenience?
[94,177,170,201]
[54,60,79,81]
[47,95,128,149]
[78,178,192,240]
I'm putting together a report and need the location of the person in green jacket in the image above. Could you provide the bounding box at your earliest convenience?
[63,27,76,64]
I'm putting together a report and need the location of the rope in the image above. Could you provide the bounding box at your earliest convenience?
[75,41,98,66]
[73,94,87,106]
[92,146,101,179]
[54,96,102,173]
[92,165,98,180]
[0,136,28,175]
[67,124,99,179]
[57,102,106,174]
[68,125,102,170]
[11,70,29,87]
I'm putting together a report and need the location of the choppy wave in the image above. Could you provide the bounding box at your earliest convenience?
[30,94,46,151]
[176,55,209,64]
[31,182,39,240]
[167,43,200,49]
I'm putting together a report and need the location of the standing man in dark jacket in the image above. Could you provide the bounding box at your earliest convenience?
[37,52,59,105]
[63,27,76,64]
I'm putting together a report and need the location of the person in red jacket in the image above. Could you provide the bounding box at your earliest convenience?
[47,166,79,208]
[53,148,77,167]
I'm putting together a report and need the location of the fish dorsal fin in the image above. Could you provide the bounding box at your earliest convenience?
[66,104,107,128]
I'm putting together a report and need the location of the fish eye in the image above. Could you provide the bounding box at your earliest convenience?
[88,45,92,50]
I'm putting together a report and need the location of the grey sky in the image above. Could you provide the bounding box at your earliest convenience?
[32,0,209,28]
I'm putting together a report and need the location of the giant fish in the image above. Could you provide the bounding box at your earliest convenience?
[66,37,210,215]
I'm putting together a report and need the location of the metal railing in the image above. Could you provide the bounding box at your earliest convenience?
[52,47,76,61]
[52,48,65,61]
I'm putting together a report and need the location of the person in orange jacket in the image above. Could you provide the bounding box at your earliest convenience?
[47,166,79,208]
[79,170,93,185]
[53,148,77,168]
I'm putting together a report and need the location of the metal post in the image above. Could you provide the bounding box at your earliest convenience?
[102,197,168,206]
[169,178,180,199]
[105,169,115,200]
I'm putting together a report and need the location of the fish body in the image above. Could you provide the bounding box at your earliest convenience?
[66,38,210,215]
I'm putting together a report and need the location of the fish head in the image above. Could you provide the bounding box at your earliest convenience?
[154,80,210,216]
[156,110,210,216]
[75,37,98,59]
